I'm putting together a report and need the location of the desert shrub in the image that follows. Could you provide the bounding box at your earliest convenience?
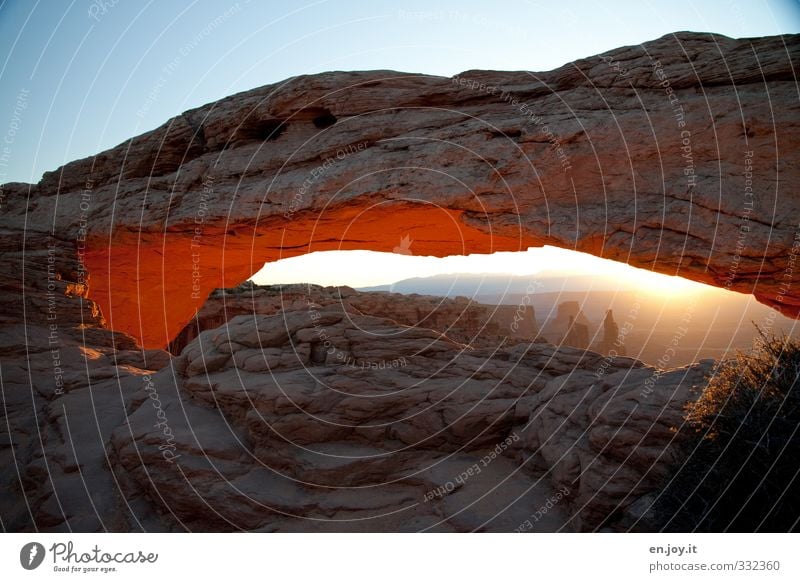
[648,329,800,531]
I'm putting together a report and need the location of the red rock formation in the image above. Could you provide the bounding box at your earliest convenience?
[2,32,797,349]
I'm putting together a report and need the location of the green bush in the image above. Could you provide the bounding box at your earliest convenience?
[648,329,800,532]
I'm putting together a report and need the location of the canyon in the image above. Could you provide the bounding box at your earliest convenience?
[0,31,798,532]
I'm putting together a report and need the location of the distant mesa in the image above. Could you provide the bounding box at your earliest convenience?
[540,300,591,349]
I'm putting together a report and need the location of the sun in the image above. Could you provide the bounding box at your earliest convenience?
[617,268,711,296]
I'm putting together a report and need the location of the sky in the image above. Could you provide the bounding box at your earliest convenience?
[1,0,798,186]
[2,0,798,287]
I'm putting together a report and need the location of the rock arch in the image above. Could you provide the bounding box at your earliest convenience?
[3,31,798,349]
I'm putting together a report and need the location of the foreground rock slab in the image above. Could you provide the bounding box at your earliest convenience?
[105,302,705,531]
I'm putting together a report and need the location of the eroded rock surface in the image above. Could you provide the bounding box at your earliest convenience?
[168,282,540,354]
[103,300,706,532]
[0,231,173,530]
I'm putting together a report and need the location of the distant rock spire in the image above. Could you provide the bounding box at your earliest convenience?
[600,309,624,356]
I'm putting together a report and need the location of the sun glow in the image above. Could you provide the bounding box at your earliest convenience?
[250,245,714,296]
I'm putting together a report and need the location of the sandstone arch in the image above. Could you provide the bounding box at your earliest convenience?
[3,31,798,349]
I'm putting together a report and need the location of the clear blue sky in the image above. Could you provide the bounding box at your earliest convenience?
[0,0,798,185]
